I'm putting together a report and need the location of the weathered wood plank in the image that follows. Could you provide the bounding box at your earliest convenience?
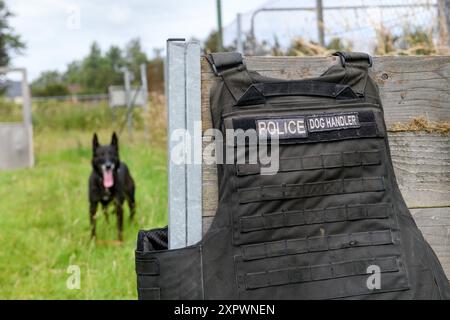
[411,207,450,277]
[390,133,450,208]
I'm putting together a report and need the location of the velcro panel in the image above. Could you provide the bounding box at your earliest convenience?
[241,230,394,261]
[238,177,385,204]
[229,110,380,146]
[245,256,399,290]
[240,203,392,233]
[236,150,381,176]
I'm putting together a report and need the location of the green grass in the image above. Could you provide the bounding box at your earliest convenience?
[0,101,167,299]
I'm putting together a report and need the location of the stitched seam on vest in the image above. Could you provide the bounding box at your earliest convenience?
[241,229,394,261]
[244,256,399,290]
[237,149,381,176]
[240,203,392,234]
[238,177,385,204]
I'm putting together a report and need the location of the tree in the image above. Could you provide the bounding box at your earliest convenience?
[31,39,153,94]
[0,0,25,66]
[124,38,148,84]
[31,71,70,97]
[204,30,221,53]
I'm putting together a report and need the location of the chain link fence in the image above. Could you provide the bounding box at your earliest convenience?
[223,0,447,55]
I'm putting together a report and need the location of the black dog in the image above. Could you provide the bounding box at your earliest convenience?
[89,132,136,241]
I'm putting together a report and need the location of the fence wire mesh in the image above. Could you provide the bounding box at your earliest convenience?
[223,0,446,55]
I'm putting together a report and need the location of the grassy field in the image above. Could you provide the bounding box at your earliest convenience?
[0,98,168,299]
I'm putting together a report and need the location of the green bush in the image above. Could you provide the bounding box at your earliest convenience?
[32,83,70,97]
[32,100,144,132]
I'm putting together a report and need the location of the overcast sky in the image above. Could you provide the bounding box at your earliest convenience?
[7,0,268,80]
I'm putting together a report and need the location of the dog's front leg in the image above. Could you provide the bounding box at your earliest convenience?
[115,200,124,241]
[89,201,98,239]
[102,204,109,224]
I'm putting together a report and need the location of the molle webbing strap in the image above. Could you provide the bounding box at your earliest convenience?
[236,81,358,106]
[206,52,253,102]
[238,177,385,204]
[244,256,399,290]
[237,149,381,176]
[241,229,394,261]
[239,203,392,234]
[136,259,160,275]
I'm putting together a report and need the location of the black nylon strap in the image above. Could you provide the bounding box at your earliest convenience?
[240,203,392,234]
[237,149,381,176]
[207,52,254,102]
[236,81,358,106]
[206,52,244,75]
[238,177,385,204]
[241,229,394,261]
[333,51,373,68]
[135,259,160,275]
[244,256,399,290]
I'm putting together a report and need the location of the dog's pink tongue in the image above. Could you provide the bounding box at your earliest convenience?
[103,170,114,188]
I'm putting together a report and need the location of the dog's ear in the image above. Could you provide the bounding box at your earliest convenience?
[93,133,99,151]
[111,132,119,150]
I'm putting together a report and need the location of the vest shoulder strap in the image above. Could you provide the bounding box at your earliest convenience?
[332,51,373,68]
[206,52,244,76]
[206,52,253,102]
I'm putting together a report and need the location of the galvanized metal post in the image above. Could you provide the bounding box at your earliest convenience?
[0,67,34,169]
[123,68,132,136]
[216,0,223,51]
[316,0,325,47]
[20,68,34,167]
[166,39,202,249]
[140,63,149,138]
[185,41,202,246]
[236,13,244,53]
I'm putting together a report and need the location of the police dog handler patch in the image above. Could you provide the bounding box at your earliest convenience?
[257,117,308,139]
[307,112,360,132]
[256,112,360,139]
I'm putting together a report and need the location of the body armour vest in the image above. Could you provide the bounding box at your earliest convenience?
[136,52,450,300]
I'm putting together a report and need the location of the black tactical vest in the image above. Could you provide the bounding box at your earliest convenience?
[136,52,450,300]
